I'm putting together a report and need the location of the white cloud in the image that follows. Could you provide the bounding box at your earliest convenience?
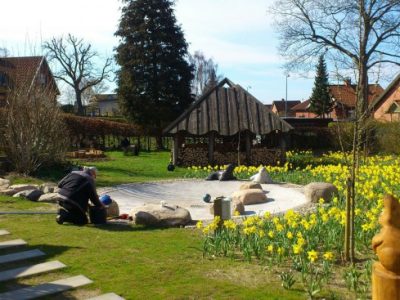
[1,0,315,101]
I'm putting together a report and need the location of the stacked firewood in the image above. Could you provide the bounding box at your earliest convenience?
[250,148,284,166]
[180,147,208,166]
[213,152,246,166]
[179,146,285,167]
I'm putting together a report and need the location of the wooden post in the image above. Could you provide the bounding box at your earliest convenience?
[245,131,251,165]
[372,195,400,300]
[172,135,180,165]
[279,133,287,151]
[208,132,215,166]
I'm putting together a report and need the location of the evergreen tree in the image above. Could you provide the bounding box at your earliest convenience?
[309,55,332,118]
[115,0,194,148]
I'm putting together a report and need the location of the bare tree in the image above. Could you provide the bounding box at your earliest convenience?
[43,34,112,115]
[270,0,400,262]
[1,83,67,175]
[189,51,222,97]
[0,48,9,57]
[60,80,109,107]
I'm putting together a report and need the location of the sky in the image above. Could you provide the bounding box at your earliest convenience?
[1,0,321,104]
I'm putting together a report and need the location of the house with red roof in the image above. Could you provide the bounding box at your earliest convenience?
[370,74,400,122]
[0,56,59,107]
[329,80,383,119]
[270,99,301,117]
[291,80,384,120]
[291,100,318,118]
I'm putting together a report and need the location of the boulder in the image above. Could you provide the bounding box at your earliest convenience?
[304,182,338,203]
[13,189,44,201]
[231,189,268,205]
[9,184,39,194]
[250,167,273,184]
[0,178,10,190]
[0,189,19,196]
[129,204,192,227]
[219,163,236,181]
[40,182,58,194]
[38,193,63,203]
[106,200,120,218]
[209,199,245,216]
[233,200,245,215]
[240,183,263,190]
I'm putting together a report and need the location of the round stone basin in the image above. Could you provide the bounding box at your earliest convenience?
[99,179,308,221]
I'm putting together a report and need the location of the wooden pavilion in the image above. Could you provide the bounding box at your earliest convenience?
[163,78,293,166]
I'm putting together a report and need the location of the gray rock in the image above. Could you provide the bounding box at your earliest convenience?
[250,167,273,184]
[304,182,338,203]
[209,200,245,215]
[40,183,57,194]
[231,189,268,205]
[0,178,10,190]
[9,184,39,194]
[13,189,44,201]
[106,201,120,218]
[239,183,263,190]
[38,193,62,203]
[129,204,192,227]
[0,188,17,196]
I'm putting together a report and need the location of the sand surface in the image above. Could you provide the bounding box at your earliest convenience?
[98,179,308,220]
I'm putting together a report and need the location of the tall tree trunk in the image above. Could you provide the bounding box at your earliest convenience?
[156,134,164,150]
[75,90,84,116]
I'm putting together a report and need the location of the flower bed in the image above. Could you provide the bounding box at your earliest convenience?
[189,152,400,298]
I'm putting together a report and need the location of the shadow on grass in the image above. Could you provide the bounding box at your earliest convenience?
[0,244,81,295]
[89,222,187,232]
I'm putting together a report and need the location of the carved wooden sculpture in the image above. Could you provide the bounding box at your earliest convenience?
[371,195,400,300]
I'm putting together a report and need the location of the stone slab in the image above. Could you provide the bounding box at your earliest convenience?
[0,260,65,282]
[87,293,125,300]
[0,249,46,264]
[0,275,93,300]
[0,229,10,236]
[0,239,27,249]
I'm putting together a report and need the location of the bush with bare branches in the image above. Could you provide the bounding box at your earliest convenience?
[1,83,67,175]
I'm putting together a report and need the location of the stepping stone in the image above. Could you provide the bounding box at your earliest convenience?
[87,293,125,300]
[0,230,9,236]
[0,249,45,264]
[0,239,27,250]
[0,275,92,300]
[0,261,65,282]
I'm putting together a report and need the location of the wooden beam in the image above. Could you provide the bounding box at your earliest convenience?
[172,135,179,165]
[208,132,215,165]
[245,131,251,165]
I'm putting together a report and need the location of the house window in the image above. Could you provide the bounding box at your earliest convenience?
[0,72,8,86]
[38,72,47,85]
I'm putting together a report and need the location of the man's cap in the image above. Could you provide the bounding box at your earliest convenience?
[83,166,98,174]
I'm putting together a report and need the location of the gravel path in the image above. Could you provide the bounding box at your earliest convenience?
[98,179,309,221]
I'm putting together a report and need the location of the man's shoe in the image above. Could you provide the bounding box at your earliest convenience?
[56,214,64,225]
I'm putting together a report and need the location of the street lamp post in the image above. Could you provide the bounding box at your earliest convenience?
[285,74,290,118]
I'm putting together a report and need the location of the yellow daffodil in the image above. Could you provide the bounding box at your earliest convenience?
[307,250,318,262]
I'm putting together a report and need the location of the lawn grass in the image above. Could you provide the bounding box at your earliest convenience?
[88,151,188,187]
[11,151,188,188]
[0,197,304,299]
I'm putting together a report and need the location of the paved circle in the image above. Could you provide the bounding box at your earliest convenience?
[99,179,308,221]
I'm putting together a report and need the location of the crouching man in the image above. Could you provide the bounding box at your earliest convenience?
[56,166,105,225]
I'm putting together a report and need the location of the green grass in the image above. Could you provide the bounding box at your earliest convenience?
[0,197,304,299]
[15,151,188,187]
[89,151,188,187]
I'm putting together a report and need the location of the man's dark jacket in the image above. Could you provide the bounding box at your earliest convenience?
[58,171,102,211]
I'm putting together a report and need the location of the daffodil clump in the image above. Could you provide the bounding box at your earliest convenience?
[194,152,400,298]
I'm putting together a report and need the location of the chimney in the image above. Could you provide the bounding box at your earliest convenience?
[344,78,351,86]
